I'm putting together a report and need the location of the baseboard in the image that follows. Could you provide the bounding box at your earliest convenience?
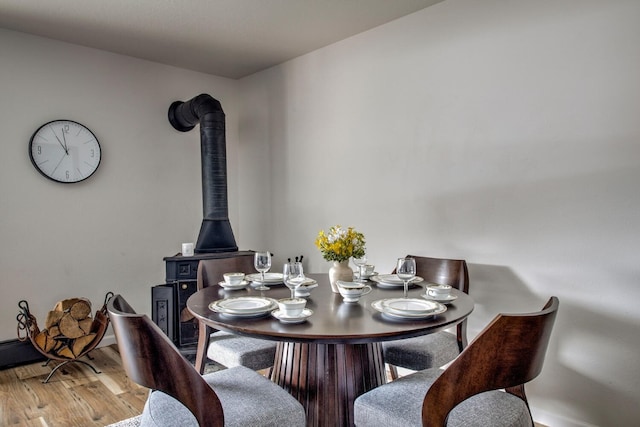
[0,339,47,369]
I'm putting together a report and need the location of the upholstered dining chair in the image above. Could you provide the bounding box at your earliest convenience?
[383,255,470,379]
[195,257,278,374]
[355,297,559,427]
[107,294,306,427]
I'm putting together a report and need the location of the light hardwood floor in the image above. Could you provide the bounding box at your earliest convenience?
[0,344,147,427]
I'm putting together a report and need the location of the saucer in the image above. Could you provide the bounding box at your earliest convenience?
[218,280,249,290]
[422,293,458,304]
[271,308,313,324]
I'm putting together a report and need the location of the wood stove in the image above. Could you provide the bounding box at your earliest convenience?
[151,251,254,349]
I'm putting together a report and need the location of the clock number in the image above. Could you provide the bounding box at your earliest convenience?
[90,149,94,158]
[37,145,42,155]
[66,170,70,180]
[63,124,70,134]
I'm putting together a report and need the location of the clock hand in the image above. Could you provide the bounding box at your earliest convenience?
[61,127,70,153]
[51,151,67,176]
[51,126,69,154]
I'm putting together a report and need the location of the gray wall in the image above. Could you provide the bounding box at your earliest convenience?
[237,1,640,426]
[0,29,240,342]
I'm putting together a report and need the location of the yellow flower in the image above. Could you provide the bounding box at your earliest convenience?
[315,225,365,262]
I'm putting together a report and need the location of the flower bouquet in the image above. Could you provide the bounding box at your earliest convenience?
[315,225,365,292]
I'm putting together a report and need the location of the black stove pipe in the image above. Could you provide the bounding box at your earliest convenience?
[168,94,238,253]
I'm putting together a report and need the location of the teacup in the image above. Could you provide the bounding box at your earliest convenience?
[337,281,372,303]
[361,264,375,276]
[223,272,245,286]
[278,298,306,317]
[426,284,452,299]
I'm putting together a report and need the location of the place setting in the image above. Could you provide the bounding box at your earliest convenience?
[271,260,313,323]
[218,272,250,290]
[352,254,378,282]
[209,296,279,318]
[371,257,447,320]
[370,272,424,289]
[421,283,458,304]
[246,251,284,290]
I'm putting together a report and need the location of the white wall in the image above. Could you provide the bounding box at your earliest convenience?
[0,29,240,341]
[238,0,640,426]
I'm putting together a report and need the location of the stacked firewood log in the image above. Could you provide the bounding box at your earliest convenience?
[33,298,97,359]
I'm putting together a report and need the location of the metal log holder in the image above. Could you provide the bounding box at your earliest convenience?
[16,292,113,383]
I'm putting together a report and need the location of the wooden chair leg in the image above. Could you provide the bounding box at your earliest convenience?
[388,363,399,380]
[195,321,212,374]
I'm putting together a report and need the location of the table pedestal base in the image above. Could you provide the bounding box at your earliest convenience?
[271,342,386,427]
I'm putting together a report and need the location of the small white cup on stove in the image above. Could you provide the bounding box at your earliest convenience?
[181,242,195,257]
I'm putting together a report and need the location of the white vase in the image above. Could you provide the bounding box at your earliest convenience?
[328,260,353,293]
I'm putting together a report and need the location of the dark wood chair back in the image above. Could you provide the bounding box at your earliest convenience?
[197,254,256,290]
[398,255,470,350]
[422,297,559,427]
[107,294,225,427]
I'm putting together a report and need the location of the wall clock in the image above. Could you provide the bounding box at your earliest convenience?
[29,120,101,183]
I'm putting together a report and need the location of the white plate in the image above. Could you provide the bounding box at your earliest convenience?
[218,280,249,290]
[355,272,378,280]
[272,308,313,323]
[246,272,284,284]
[421,293,458,304]
[371,299,446,319]
[382,298,440,315]
[209,297,277,315]
[371,274,424,288]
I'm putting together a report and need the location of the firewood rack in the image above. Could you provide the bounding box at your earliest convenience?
[16,292,113,383]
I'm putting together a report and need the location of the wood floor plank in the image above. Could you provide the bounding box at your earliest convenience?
[1,345,147,427]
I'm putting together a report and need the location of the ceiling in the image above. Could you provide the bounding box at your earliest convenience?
[0,0,442,79]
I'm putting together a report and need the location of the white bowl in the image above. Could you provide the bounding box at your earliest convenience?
[425,284,452,299]
[223,272,245,286]
[277,298,307,317]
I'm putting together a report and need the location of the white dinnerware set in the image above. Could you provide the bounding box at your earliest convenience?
[366,257,456,320]
[211,253,316,324]
[212,255,458,324]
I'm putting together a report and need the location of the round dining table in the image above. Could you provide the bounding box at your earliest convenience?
[187,273,474,427]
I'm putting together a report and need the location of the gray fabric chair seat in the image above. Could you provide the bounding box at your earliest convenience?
[207,331,277,371]
[354,368,533,427]
[140,365,306,427]
[382,331,460,371]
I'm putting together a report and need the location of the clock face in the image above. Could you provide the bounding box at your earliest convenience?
[29,120,101,183]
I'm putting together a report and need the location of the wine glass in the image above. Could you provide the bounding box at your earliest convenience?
[283,261,305,300]
[254,251,272,291]
[352,253,367,282]
[396,257,416,298]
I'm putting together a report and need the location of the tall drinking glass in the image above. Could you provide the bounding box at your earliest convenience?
[396,257,416,298]
[283,261,305,300]
[352,253,367,282]
[254,251,272,291]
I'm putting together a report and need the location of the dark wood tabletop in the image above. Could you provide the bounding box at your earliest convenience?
[186,273,474,344]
